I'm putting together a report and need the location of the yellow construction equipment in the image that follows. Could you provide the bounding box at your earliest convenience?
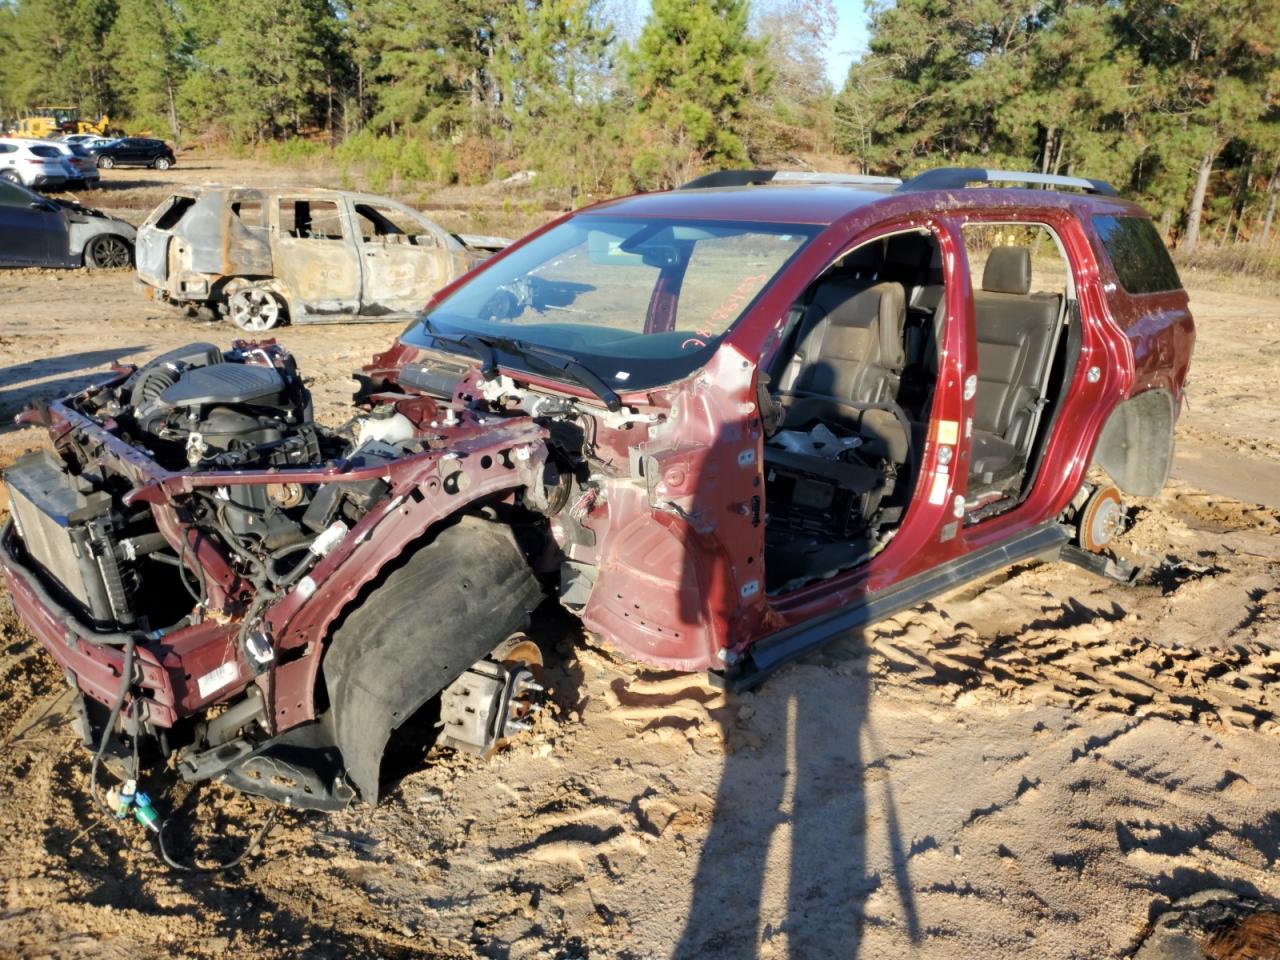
[14,108,112,138]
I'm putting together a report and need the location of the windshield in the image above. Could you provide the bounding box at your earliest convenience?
[401,215,818,392]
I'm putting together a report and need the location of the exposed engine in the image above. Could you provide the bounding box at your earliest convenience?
[9,341,422,637]
[110,341,323,471]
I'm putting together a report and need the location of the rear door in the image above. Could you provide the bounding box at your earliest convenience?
[115,139,140,164]
[272,196,360,317]
[0,180,67,265]
[350,199,452,316]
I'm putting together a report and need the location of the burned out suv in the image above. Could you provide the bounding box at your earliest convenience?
[1,168,1193,811]
[136,187,508,329]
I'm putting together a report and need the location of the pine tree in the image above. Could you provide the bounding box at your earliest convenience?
[181,0,341,141]
[107,0,188,138]
[1119,0,1280,250]
[2,0,118,117]
[625,0,770,186]
[503,0,616,190]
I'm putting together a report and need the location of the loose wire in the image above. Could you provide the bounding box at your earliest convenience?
[87,634,278,874]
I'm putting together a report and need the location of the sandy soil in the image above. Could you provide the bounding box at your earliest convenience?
[1,179,1279,959]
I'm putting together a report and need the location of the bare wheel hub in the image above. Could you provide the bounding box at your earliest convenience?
[1078,485,1124,552]
[438,634,545,756]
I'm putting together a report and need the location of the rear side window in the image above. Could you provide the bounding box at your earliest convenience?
[231,200,263,227]
[281,199,345,240]
[29,146,59,159]
[1093,215,1182,294]
[153,195,195,229]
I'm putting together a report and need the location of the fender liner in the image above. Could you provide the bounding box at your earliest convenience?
[1092,388,1175,497]
[322,517,543,803]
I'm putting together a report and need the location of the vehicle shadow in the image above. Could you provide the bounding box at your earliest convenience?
[664,408,921,957]
[0,347,145,432]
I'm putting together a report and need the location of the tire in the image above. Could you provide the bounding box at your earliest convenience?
[324,519,543,802]
[228,286,286,331]
[97,156,114,169]
[154,156,171,171]
[0,170,18,185]
[84,234,133,270]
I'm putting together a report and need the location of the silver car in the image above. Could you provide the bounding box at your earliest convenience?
[136,186,508,329]
[0,138,69,189]
[48,141,101,188]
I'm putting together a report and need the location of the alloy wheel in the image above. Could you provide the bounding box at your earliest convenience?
[229,288,283,331]
[85,235,132,270]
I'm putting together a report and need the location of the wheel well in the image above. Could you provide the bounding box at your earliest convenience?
[319,514,543,802]
[1091,388,1175,497]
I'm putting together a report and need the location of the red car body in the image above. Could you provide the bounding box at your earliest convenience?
[0,170,1194,808]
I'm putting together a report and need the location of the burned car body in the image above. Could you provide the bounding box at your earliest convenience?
[135,186,508,330]
[2,168,1194,812]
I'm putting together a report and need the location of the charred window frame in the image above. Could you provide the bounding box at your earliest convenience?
[231,200,263,228]
[353,203,434,247]
[279,199,346,241]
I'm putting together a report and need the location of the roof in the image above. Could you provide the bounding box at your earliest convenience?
[174,185,423,209]
[581,184,898,225]
[578,181,1151,227]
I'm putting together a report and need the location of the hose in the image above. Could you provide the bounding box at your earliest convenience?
[88,636,136,813]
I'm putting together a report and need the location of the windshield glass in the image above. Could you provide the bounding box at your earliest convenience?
[402,215,818,392]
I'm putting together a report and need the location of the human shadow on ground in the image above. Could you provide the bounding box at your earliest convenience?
[663,407,920,958]
[0,346,146,431]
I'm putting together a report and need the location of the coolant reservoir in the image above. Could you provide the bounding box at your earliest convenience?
[355,411,416,446]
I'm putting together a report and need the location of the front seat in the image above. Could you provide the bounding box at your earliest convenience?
[778,280,906,407]
[775,280,910,463]
[969,247,1063,485]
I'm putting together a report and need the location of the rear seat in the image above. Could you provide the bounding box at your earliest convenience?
[969,247,1062,485]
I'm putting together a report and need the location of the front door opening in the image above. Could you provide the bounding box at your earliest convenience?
[762,229,945,593]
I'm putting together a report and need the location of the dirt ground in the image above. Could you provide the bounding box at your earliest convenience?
[1,161,1279,959]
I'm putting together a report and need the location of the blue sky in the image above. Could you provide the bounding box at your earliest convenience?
[826,2,871,87]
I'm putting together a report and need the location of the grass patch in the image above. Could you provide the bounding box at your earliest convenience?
[1174,241,1280,296]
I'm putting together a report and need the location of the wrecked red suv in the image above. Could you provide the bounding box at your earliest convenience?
[1,167,1194,810]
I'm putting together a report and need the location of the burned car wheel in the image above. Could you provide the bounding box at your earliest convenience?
[228,286,285,331]
[84,234,133,270]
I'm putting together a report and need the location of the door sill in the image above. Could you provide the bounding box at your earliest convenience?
[725,520,1068,690]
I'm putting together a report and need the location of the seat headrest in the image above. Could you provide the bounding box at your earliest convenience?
[982,246,1031,295]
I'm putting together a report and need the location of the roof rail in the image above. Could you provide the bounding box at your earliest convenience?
[896,167,1118,197]
[679,169,902,190]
